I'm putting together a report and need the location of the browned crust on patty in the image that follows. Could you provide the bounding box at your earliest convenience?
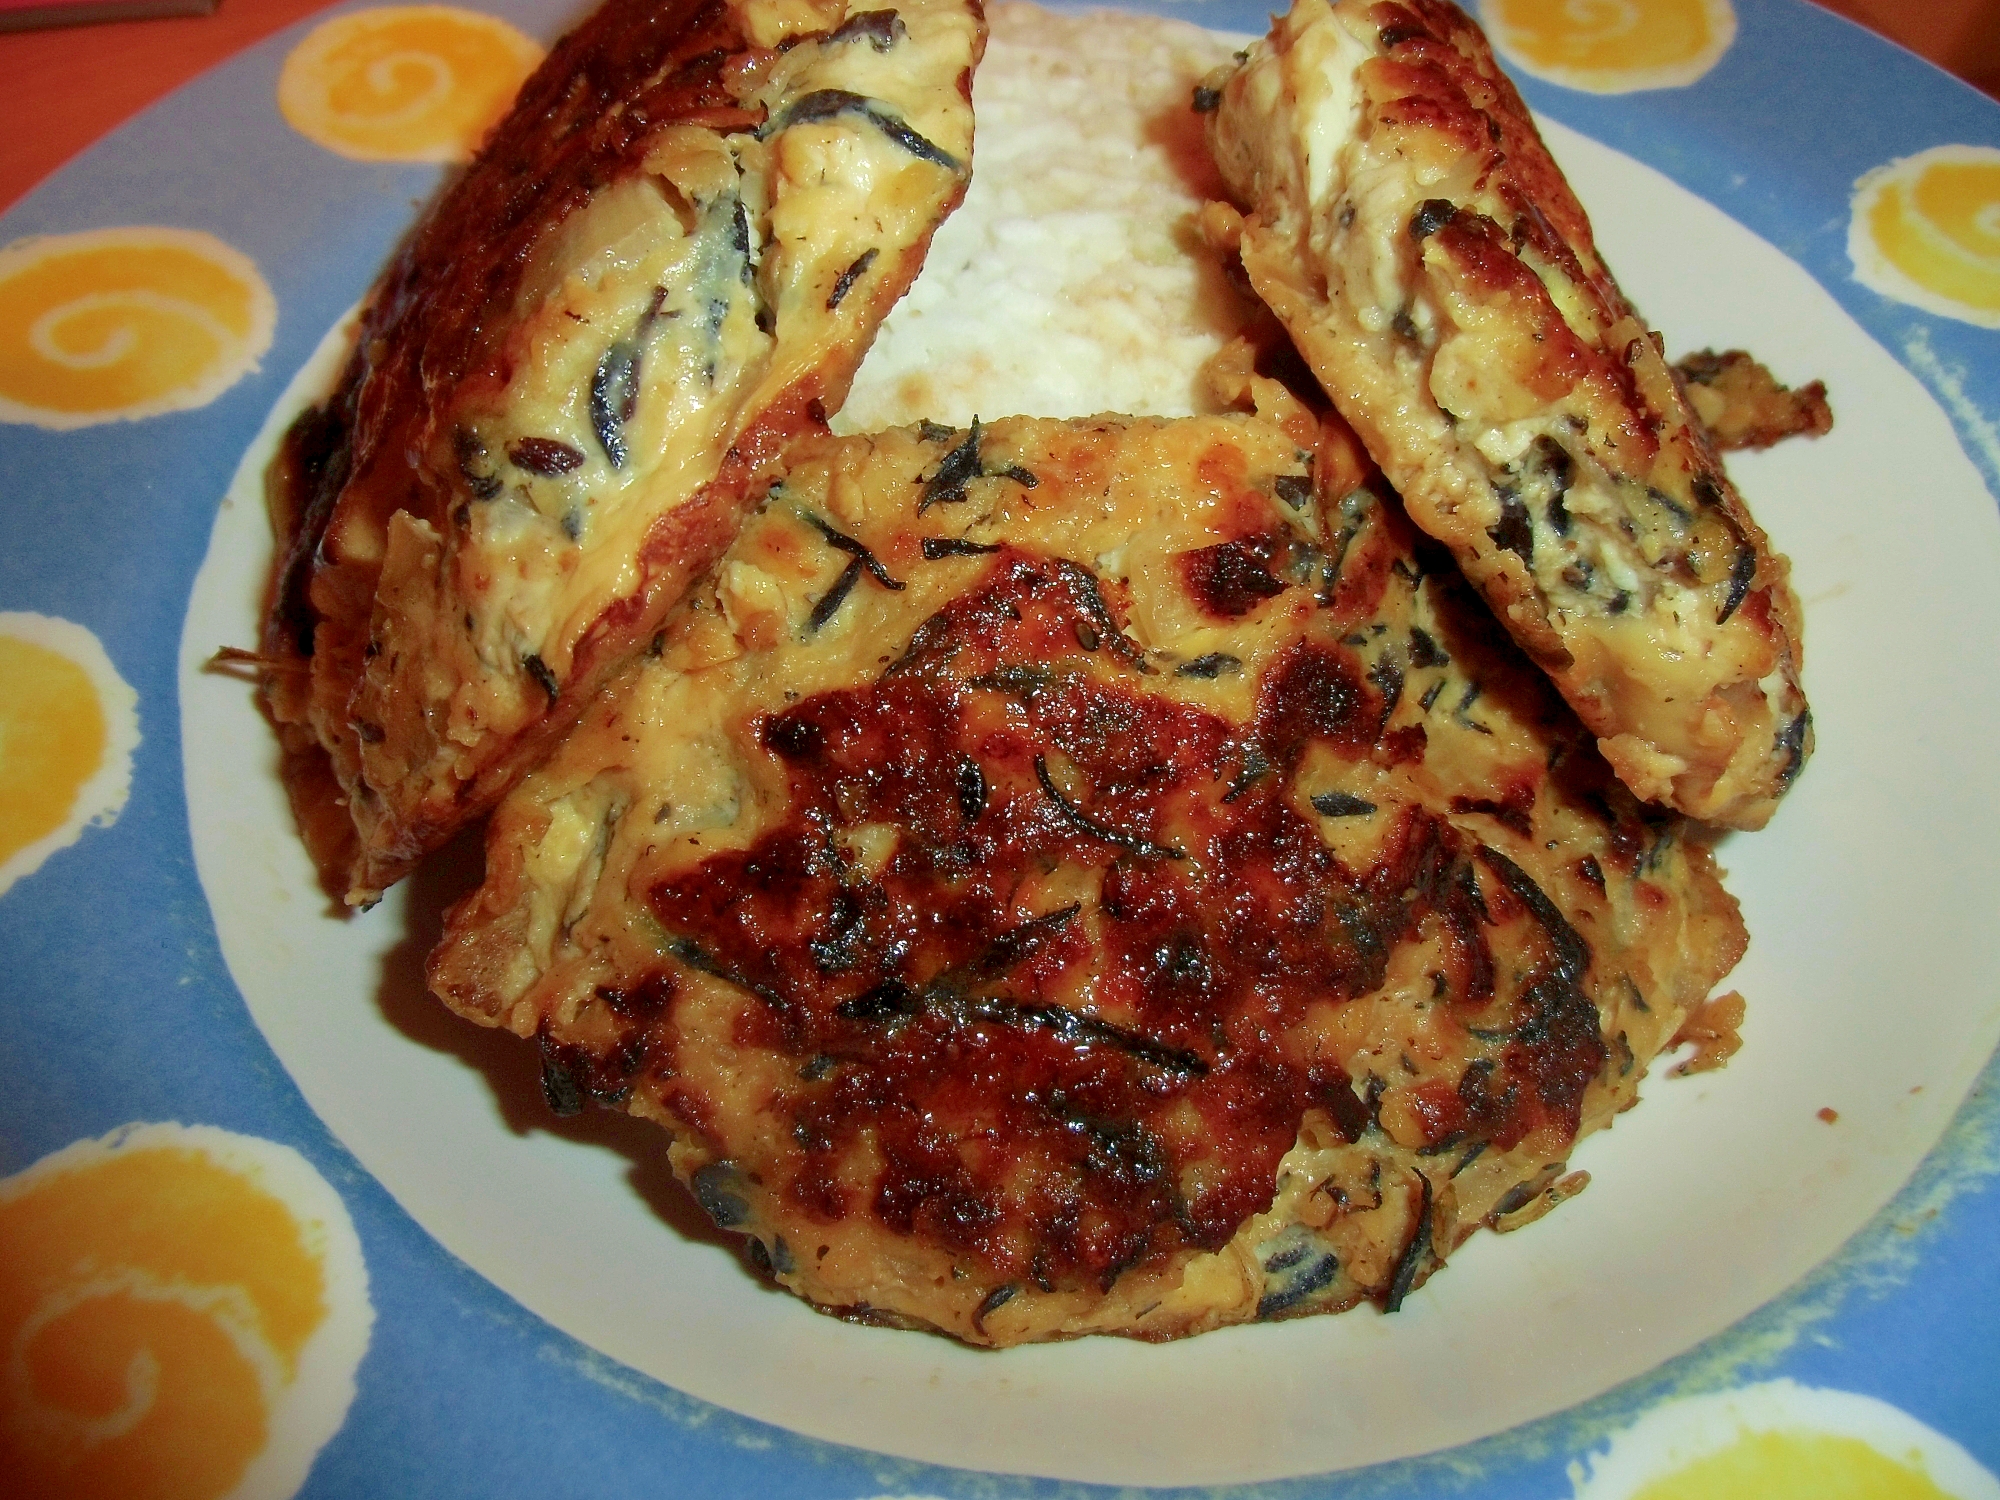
[429,412,1746,1345]
[261,0,986,903]
[1207,0,1812,829]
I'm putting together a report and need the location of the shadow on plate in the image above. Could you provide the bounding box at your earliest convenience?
[369,824,751,1265]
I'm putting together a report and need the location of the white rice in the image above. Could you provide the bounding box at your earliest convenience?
[837,2,1258,432]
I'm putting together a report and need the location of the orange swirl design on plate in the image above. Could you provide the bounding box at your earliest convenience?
[1850,147,2000,329]
[0,613,139,898]
[1480,0,1736,93]
[0,229,275,430]
[0,1124,371,1500]
[278,6,544,162]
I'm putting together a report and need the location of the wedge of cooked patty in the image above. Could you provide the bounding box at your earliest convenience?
[429,412,1746,1346]
[1205,0,1811,829]
[260,0,984,905]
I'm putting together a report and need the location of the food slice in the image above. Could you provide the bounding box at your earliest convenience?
[430,412,1746,1346]
[261,0,985,904]
[1204,0,1811,828]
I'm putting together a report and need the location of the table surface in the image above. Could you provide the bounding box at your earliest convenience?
[2,0,1996,215]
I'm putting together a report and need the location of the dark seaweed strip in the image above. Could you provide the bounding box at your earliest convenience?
[1273,473,1313,510]
[730,198,753,282]
[663,936,793,1016]
[972,1283,1017,1335]
[455,428,502,499]
[1369,655,1404,727]
[917,419,956,443]
[808,556,866,632]
[1775,710,1811,788]
[995,464,1039,488]
[1475,846,1591,982]
[827,247,879,310]
[828,8,905,49]
[986,998,1208,1077]
[1717,543,1756,624]
[1645,485,1693,529]
[1257,1250,1339,1317]
[1174,653,1241,679]
[1454,681,1493,734]
[922,536,1001,559]
[1033,755,1184,861]
[971,904,1081,977]
[591,343,640,467]
[919,420,983,510]
[1222,743,1269,804]
[1408,625,1447,668]
[1311,790,1377,818]
[861,103,960,168]
[1488,488,1534,565]
[836,980,915,1021]
[1419,679,1446,712]
[1379,21,1426,47]
[691,1162,751,1229]
[806,513,905,590]
[1691,472,1724,508]
[1050,558,1152,672]
[771,89,961,169]
[539,1048,585,1117]
[1450,1141,1487,1178]
[508,436,586,475]
[1383,1173,1434,1313]
[522,653,560,703]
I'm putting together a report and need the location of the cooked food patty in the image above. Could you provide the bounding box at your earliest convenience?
[1676,348,1834,452]
[1205,0,1811,828]
[430,413,1746,1346]
[261,0,984,904]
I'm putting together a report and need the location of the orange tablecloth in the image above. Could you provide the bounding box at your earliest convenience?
[1,0,1993,214]
[0,0,340,211]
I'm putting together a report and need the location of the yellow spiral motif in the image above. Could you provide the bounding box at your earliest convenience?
[0,1123,371,1500]
[278,6,544,162]
[0,614,139,899]
[1850,146,2000,329]
[1480,0,1736,93]
[0,229,276,430]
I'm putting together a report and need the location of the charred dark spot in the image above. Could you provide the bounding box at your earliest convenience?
[1409,198,1457,242]
[1191,84,1222,113]
[1488,488,1533,567]
[1575,854,1606,892]
[956,757,986,821]
[1181,536,1289,618]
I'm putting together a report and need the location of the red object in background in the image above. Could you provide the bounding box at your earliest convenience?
[0,0,217,36]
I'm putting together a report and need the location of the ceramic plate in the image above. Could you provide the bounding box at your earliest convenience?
[3,0,1998,1495]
